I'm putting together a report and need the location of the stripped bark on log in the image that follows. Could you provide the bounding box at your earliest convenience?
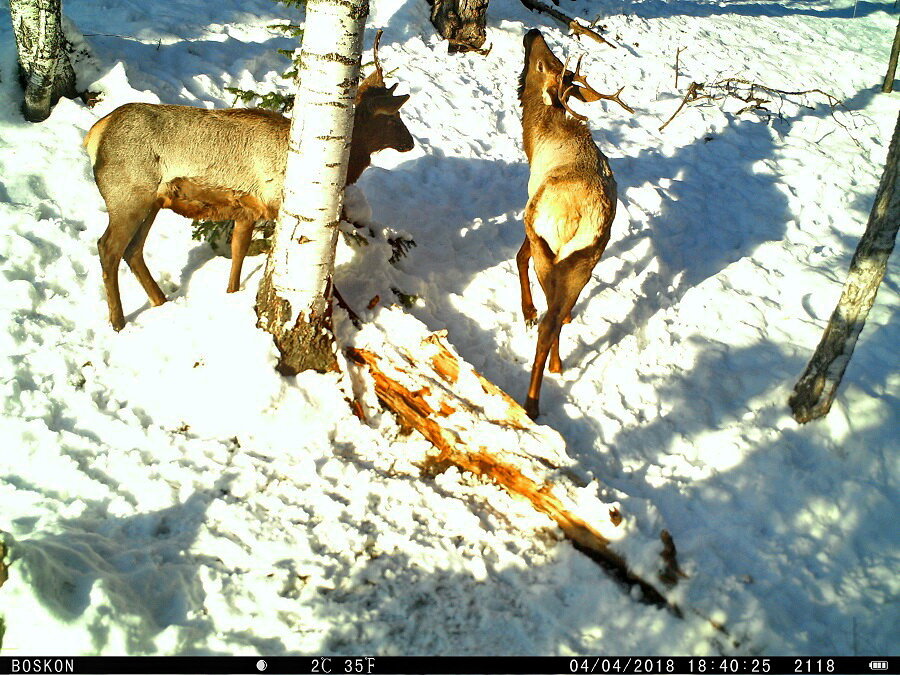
[346,330,678,612]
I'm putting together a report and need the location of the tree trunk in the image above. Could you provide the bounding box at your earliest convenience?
[427,0,490,53]
[255,0,368,375]
[789,112,900,423]
[9,0,77,122]
[347,331,678,611]
[882,16,900,93]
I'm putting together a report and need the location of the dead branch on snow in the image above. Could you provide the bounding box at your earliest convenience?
[659,78,852,139]
[519,0,617,48]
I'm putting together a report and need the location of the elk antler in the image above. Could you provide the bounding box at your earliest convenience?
[590,86,634,114]
[558,54,635,118]
[557,55,587,121]
[372,29,385,86]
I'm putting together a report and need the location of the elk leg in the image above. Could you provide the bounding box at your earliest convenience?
[228,219,255,293]
[123,204,166,307]
[549,300,578,374]
[548,262,592,374]
[516,238,537,324]
[525,310,564,419]
[99,200,156,331]
[549,336,563,374]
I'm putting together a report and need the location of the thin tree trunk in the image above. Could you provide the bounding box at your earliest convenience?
[9,0,76,122]
[882,16,900,93]
[255,0,368,374]
[789,112,900,423]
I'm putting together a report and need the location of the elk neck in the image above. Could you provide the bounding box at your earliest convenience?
[519,89,594,164]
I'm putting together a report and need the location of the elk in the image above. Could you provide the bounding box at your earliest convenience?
[516,29,631,419]
[84,33,413,331]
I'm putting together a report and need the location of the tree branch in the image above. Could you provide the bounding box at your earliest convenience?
[519,0,617,48]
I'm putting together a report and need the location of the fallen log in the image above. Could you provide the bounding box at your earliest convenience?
[346,330,678,613]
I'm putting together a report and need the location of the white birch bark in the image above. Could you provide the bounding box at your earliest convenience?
[256,0,368,373]
[9,0,76,122]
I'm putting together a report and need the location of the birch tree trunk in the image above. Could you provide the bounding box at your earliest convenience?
[255,0,368,374]
[9,0,76,122]
[789,112,900,423]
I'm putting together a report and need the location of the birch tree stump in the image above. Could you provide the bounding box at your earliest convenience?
[347,331,675,610]
[9,0,76,122]
[790,112,900,423]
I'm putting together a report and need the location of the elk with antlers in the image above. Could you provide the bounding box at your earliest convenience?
[516,29,631,419]
[84,32,413,331]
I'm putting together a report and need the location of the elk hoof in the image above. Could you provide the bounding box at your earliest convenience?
[111,318,125,332]
[523,304,537,325]
[524,396,540,420]
[549,360,563,374]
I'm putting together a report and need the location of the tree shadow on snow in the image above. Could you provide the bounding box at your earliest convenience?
[570,116,790,376]
[7,487,286,654]
[585,0,893,20]
[84,34,298,107]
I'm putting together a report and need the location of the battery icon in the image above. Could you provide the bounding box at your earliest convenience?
[869,661,888,670]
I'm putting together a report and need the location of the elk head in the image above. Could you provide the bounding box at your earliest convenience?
[519,29,633,120]
[348,30,414,183]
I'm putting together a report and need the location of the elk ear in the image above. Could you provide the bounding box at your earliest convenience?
[371,93,410,116]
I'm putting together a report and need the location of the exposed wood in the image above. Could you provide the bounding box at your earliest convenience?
[519,0,616,49]
[346,331,678,611]
[789,112,900,423]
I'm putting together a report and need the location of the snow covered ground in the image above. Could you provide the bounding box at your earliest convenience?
[1,0,897,657]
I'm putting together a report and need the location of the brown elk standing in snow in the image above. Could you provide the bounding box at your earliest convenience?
[84,33,413,331]
[517,29,631,419]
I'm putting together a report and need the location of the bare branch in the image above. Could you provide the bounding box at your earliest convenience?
[658,81,703,131]
[658,78,856,144]
[674,46,686,89]
[519,0,617,48]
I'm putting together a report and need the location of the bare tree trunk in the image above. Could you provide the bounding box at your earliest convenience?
[789,112,900,423]
[9,0,76,122]
[427,0,490,53]
[255,0,368,375]
[882,16,900,93]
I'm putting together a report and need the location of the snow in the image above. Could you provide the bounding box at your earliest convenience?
[1,0,898,658]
